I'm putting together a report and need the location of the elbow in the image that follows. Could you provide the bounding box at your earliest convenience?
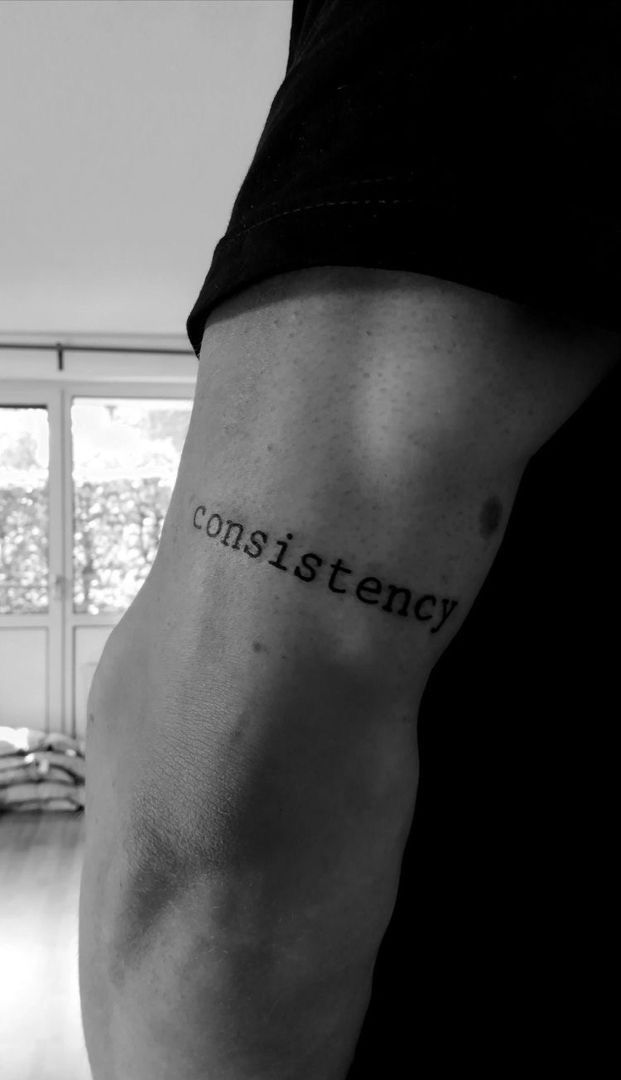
[107,873,375,1078]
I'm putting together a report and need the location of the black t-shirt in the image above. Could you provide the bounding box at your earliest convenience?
[187,0,621,357]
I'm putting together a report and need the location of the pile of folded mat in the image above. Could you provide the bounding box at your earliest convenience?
[0,725,85,812]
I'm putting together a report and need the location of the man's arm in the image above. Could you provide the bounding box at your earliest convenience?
[79,267,620,1080]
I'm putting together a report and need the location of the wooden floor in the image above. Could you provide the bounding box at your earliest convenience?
[0,811,92,1080]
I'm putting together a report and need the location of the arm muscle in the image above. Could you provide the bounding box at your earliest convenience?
[79,267,620,1080]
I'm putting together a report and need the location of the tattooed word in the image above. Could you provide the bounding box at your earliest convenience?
[192,506,459,636]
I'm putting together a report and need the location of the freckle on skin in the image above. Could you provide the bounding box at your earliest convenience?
[479,496,503,539]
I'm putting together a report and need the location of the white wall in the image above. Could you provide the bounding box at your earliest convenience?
[0,0,292,340]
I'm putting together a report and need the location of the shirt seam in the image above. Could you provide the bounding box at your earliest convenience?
[225,195,436,242]
[224,194,620,243]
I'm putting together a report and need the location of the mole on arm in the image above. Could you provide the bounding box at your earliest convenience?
[479,495,503,539]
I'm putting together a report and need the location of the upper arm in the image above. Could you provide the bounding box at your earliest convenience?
[87,266,621,842]
[149,266,619,677]
[83,265,620,975]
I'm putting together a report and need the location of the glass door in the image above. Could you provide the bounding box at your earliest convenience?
[68,394,192,737]
[0,387,63,735]
[0,381,193,739]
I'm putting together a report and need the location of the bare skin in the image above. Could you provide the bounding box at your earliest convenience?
[80,267,620,1080]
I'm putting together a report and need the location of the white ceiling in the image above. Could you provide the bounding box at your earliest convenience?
[0,0,293,346]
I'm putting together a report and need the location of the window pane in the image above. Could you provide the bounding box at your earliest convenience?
[0,406,49,615]
[71,397,192,615]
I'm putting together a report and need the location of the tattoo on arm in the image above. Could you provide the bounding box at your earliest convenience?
[191,505,460,636]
